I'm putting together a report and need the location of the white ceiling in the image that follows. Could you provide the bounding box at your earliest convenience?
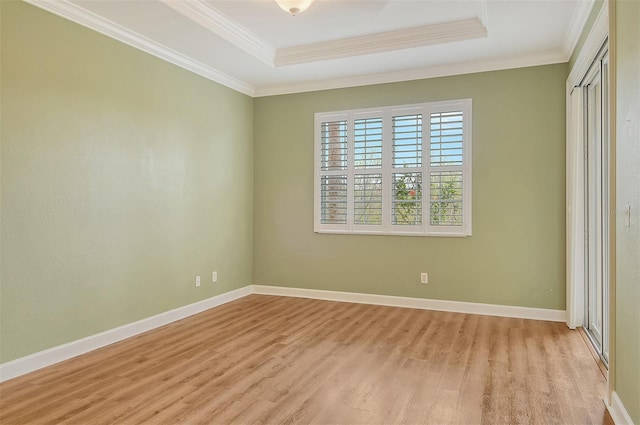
[26,0,595,97]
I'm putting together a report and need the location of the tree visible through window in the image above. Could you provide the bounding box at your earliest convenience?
[315,99,472,236]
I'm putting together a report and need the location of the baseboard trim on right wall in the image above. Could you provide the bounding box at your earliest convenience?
[608,391,635,425]
[251,285,566,322]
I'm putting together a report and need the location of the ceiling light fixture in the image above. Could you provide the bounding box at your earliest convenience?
[274,0,314,16]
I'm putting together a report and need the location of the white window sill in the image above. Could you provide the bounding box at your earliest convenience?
[314,230,471,237]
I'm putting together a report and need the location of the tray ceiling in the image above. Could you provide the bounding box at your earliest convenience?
[25,0,595,96]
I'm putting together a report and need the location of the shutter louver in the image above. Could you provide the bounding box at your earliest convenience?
[321,120,348,171]
[393,115,422,168]
[320,119,348,225]
[392,172,422,225]
[430,112,463,167]
[429,111,464,227]
[321,175,347,224]
[354,118,383,169]
[315,99,471,236]
[430,171,463,226]
[354,174,382,225]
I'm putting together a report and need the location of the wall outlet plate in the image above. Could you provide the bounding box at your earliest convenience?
[195,276,201,287]
[212,271,218,282]
[421,273,429,284]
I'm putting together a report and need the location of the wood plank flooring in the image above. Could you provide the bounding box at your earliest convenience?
[0,295,612,424]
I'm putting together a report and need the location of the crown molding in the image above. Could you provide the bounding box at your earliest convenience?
[475,0,490,29]
[22,0,579,99]
[256,50,567,97]
[160,0,275,66]
[158,0,489,68]
[563,0,597,58]
[275,18,488,67]
[158,1,489,69]
[567,1,608,89]
[23,0,256,97]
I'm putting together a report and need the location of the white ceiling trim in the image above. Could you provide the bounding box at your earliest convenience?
[274,18,487,67]
[255,50,567,97]
[160,0,489,68]
[563,0,597,57]
[23,0,256,96]
[23,0,584,99]
[160,0,275,66]
[475,0,490,29]
[566,1,608,90]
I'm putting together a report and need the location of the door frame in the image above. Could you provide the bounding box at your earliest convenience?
[565,3,608,331]
[582,46,610,363]
[566,0,617,406]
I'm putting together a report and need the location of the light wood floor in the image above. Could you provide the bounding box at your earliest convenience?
[0,295,612,424]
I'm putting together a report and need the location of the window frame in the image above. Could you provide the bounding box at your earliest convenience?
[314,98,472,237]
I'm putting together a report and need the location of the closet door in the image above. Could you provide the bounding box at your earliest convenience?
[583,48,609,364]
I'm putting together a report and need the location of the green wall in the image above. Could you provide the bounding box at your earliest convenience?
[2,2,635,419]
[1,0,571,366]
[614,0,640,422]
[0,2,254,363]
[253,64,568,310]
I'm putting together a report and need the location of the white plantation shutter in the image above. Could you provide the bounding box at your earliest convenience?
[315,99,471,236]
[392,172,422,225]
[430,171,463,225]
[429,111,465,227]
[320,120,348,171]
[354,174,382,225]
[393,114,422,168]
[391,113,423,226]
[354,118,383,169]
[320,175,347,224]
[318,118,349,226]
[352,117,384,226]
[430,111,463,167]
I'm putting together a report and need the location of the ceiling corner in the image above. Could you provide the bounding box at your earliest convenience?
[24,0,257,97]
[563,0,597,60]
[256,49,567,97]
[159,0,276,66]
[475,0,490,29]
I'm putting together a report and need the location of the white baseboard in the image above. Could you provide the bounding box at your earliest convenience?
[251,285,566,322]
[0,286,252,383]
[608,391,636,425]
[0,284,567,383]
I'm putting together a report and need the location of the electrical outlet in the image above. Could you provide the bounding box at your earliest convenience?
[421,273,429,284]
[212,271,218,283]
[195,276,201,287]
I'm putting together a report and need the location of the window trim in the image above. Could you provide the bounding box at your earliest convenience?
[314,99,472,237]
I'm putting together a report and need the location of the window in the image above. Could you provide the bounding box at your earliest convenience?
[314,99,472,236]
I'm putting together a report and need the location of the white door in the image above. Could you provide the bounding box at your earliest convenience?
[583,47,609,364]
